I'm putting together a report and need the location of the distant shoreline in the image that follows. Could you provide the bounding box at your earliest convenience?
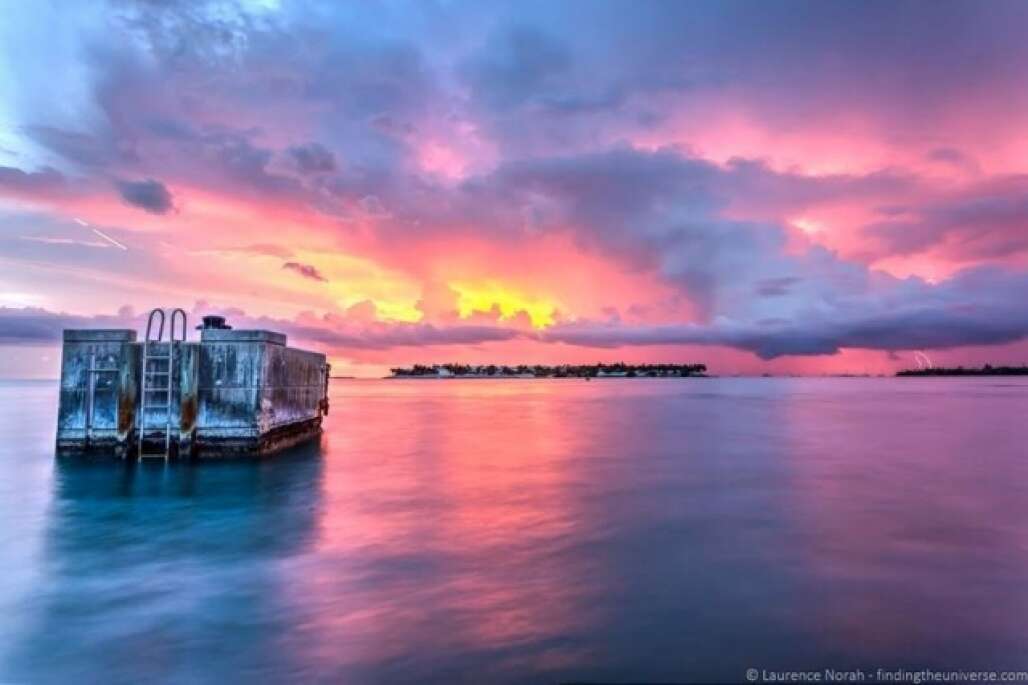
[382,374,711,378]
[389,363,708,379]
[897,365,1028,377]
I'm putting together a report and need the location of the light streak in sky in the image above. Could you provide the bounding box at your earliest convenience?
[74,217,129,250]
[91,228,128,251]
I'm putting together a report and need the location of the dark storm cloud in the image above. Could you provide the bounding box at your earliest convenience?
[115,178,173,214]
[546,267,1028,358]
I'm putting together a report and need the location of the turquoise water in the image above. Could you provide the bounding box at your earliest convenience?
[2,378,1027,683]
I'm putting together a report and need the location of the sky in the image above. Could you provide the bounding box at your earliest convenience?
[2,0,1028,377]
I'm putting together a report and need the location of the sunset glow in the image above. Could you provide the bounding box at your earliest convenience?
[3,0,1028,377]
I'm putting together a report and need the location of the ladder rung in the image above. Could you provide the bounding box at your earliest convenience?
[138,311,182,461]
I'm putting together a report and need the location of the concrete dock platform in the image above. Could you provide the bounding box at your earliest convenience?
[56,311,330,458]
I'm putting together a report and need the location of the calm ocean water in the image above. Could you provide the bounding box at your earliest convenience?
[1,377,1027,683]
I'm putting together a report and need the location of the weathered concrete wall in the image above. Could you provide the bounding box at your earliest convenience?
[57,327,328,457]
[195,337,264,445]
[192,329,327,456]
[57,330,137,453]
[260,344,327,431]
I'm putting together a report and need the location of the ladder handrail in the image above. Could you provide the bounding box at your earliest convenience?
[144,308,166,343]
[170,308,188,343]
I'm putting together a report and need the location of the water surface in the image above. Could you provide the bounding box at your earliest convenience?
[2,378,1027,683]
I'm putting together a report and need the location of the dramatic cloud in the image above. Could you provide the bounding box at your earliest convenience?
[0,306,138,344]
[0,305,522,351]
[864,175,1028,261]
[115,179,173,214]
[5,263,1028,360]
[3,0,1028,374]
[0,165,65,198]
[546,267,1028,359]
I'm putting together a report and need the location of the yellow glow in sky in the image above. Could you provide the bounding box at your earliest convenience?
[449,281,557,328]
[299,251,422,322]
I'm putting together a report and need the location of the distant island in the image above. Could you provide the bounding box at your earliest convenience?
[897,364,1028,377]
[390,363,708,378]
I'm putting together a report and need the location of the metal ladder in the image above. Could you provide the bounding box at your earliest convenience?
[138,308,187,460]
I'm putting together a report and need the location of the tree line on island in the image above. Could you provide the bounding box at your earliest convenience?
[897,364,1028,376]
[390,363,708,378]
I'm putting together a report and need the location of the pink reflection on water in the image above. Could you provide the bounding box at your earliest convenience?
[278,380,607,677]
[778,379,1028,662]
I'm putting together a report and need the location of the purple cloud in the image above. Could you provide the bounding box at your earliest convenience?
[5,263,1028,359]
[545,267,1028,358]
[0,165,65,197]
[289,143,337,174]
[116,178,174,214]
[282,262,328,282]
[4,0,1028,367]
[864,175,1028,260]
[0,305,523,351]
